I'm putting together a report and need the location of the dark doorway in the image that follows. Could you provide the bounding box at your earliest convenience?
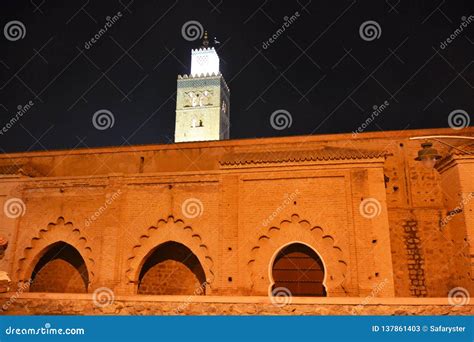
[138,241,206,295]
[30,242,89,293]
[272,243,326,297]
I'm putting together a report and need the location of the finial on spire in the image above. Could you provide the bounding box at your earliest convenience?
[202,31,209,48]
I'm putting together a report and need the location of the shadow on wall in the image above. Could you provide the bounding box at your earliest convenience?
[30,242,89,293]
[138,241,206,295]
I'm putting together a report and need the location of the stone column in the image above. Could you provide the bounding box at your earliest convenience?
[216,175,240,295]
[351,165,396,297]
[89,174,125,295]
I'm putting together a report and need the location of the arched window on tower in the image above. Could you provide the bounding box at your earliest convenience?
[271,243,326,297]
[138,241,206,295]
[29,242,89,293]
[191,118,204,128]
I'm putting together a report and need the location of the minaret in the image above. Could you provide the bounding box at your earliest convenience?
[174,32,230,143]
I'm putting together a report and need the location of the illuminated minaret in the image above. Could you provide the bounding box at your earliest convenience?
[174,32,230,143]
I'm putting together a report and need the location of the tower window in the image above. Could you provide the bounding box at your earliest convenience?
[191,118,204,128]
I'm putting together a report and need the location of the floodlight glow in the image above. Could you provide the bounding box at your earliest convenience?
[191,48,220,76]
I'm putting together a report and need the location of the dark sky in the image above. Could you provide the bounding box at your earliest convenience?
[0,0,472,153]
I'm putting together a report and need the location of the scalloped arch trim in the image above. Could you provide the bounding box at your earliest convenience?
[16,217,95,285]
[125,215,214,285]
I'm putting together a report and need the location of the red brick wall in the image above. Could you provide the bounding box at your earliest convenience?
[30,243,88,293]
[2,127,472,299]
[138,242,206,295]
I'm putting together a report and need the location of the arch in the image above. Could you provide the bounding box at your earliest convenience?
[248,214,348,296]
[137,241,206,295]
[29,242,89,293]
[126,216,214,291]
[270,242,327,297]
[16,217,95,288]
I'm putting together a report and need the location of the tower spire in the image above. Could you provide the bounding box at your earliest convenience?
[202,31,209,48]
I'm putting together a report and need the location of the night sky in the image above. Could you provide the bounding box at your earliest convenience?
[0,0,472,153]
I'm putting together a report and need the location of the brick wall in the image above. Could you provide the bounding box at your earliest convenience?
[138,242,206,295]
[1,127,472,302]
[402,219,426,297]
[30,243,88,293]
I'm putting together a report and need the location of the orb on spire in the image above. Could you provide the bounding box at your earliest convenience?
[190,30,220,76]
[202,31,209,48]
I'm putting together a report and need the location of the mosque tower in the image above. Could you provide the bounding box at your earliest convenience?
[174,32,230,142]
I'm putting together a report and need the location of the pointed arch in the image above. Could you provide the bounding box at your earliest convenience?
[125,216,214,291]
[137,241,207,295]
[16,217,95,288]
[29,241,89,293]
